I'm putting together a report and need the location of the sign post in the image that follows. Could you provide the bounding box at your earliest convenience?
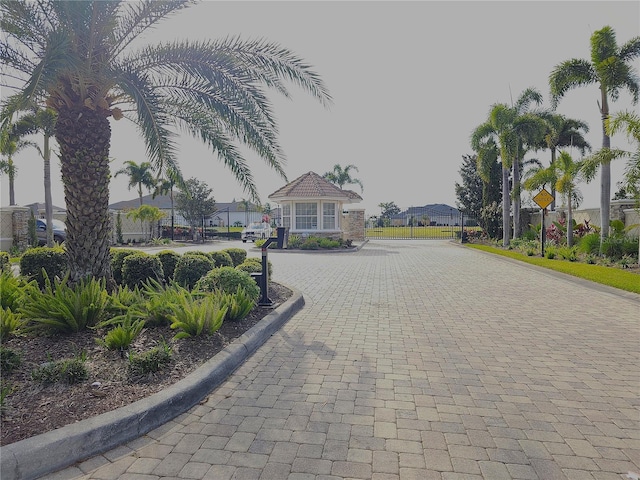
[533,188,554,257]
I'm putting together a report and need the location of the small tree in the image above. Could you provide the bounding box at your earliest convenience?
[126,205,166,242]
[176,178,216,241]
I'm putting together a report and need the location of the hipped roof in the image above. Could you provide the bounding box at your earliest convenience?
[268,171,362,203]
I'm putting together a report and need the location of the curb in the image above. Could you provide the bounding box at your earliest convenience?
[0,288,305,480]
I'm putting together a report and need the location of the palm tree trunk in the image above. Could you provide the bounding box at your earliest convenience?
[43,134,54,246]
[513,156,521,239]
[567,189,573,248]
[600,88,611,249]
[56,106,113,284]
[8,158,15,205]
[550,148,557,211]
[502,164,511,246]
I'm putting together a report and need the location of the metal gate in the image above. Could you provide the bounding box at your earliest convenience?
[365,206,478,240]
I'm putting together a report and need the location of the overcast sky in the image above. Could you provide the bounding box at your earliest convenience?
[2,1,639,216]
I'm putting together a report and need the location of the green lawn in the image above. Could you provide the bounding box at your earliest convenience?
[465,244,640,294]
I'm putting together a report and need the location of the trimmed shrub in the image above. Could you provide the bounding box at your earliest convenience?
[174,253,215,289]
[242,257,273,277]
[110,248,139,285]
[223,248,247,267]
[19,247,67,288]
[195,267,260,302]
[156,250,181,283]
[208,250,234,268]
[122,252,164,289]
[236,261,261,274]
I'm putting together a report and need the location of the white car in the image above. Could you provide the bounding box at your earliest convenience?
[241,222,271,242]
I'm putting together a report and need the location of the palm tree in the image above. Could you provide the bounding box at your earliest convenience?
[238,198,252,227]
[0,120,36,205]
[2,106,58,245]
[536,113,591,210]
[115,160,156,206]
[524,151,585,247]
[323,164,364,192]
[549,25,640,246]
[152,166,182,241]
[608,111,640,202]
[471,87,545,245]
[0,0,331,283]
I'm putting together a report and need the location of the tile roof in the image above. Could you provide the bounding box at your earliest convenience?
[268,172,363,202]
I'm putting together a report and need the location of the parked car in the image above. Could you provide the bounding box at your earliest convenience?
[241,222,271,243]
[36,218,66,245]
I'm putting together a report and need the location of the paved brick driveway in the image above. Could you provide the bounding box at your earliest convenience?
[53,240,639,480]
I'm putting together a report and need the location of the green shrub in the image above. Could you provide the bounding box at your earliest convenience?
[96,316,145,352]
[0,252,9,272]
[544,246,557,259]
[236,261,262,274]
[156,250,181,283]
[125,279,192,327]
[195,267,260,302]
[577,233,600,255]
[318,237,341,249]
[300,237,320,250]
[601,236,626,260]
[31,352,88,385]
[0,307,25,341]
[219,287,256,322]
[19,246,67,288]
[622,236,639,258]
[169,294,227,339]
[242,257,273,277]
[173,253,215,289]
[110,248,139,285]
[20,274,113,333]
[128,342,172,377]
[0,346,22,374]
[208,250,234,268]
[121,252,164,289]
[223,248,247,267]
[557,246,578,261]
[0,270,34,311]
[287,235,303,249]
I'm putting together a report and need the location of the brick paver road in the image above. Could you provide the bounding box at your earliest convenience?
[52,240,639,480]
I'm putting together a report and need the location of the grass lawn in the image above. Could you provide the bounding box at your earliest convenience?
[465,243,640,295]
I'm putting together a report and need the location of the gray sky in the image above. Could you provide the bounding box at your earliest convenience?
[3,1,639,216]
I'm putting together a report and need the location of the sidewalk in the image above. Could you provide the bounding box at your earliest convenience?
[33,240,640,479]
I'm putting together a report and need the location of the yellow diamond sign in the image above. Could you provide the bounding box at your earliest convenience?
[533,188,554,209]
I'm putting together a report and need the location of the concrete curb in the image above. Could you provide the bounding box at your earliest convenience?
[0,288,305,480]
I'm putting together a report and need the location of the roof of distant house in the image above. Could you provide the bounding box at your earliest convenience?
[268,171,362,203]
[108,193,265,213]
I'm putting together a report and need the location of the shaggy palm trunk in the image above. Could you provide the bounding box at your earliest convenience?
[56,106,113,283]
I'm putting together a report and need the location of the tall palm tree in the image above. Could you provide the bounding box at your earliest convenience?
[470,87,545,245]
[549,25,640,246]
[115,160,156,206]
[0,117,38,206]
[536,113,591,210]
[524,151,585,247]
[323,164,364,192]
[2,106,58,245]
[607,111,640,201]
[152,165,183,240]
[0,0,331,282]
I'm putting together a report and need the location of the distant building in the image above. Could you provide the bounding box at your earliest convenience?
[390,204,460,226]
[268,171,363,238]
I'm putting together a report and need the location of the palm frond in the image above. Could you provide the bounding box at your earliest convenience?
[549,59,596,107]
